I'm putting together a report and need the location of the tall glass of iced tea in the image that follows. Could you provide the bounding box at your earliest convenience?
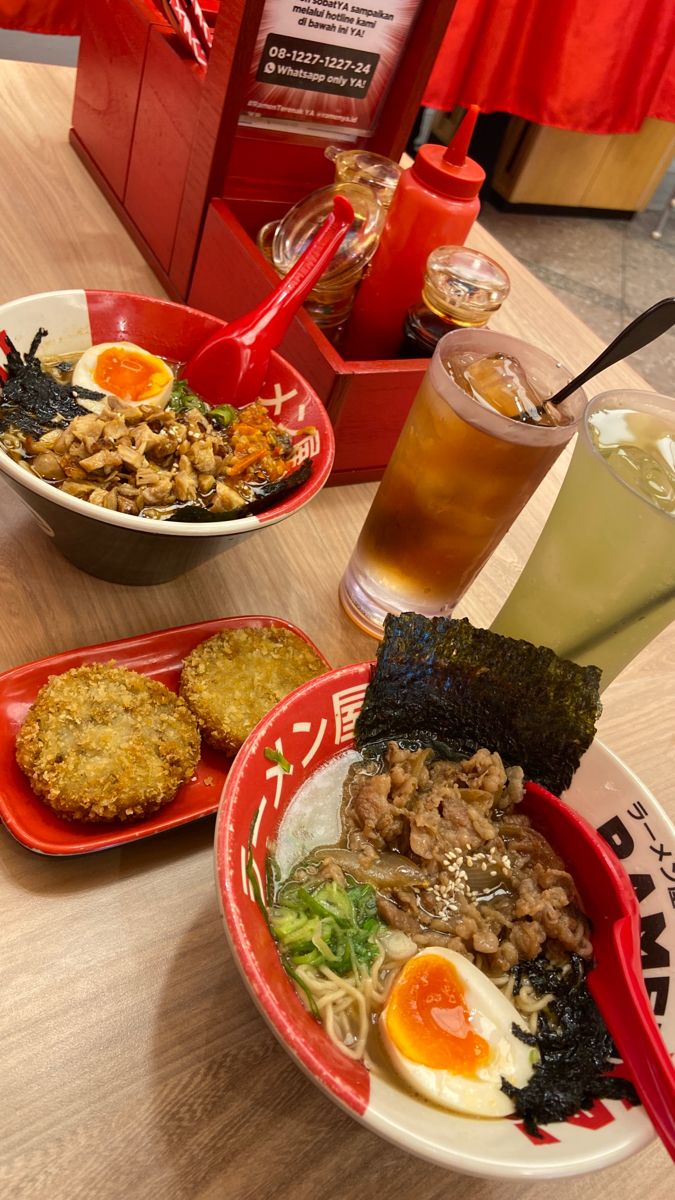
[339,329,588,637]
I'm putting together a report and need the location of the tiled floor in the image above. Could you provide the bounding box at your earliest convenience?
[0,30,79,66]
[478,197,675,396]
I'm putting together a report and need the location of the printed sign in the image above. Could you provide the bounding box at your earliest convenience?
[244,0,423,135]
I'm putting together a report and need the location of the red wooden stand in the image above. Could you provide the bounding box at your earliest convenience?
[189,198,428,485]
[70,0,457,481]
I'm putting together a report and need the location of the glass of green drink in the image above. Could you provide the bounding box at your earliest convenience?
[491,389,675,687]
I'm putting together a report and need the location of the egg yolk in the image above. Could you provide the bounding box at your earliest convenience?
[384,955,491,1075]
[93,347,168,403]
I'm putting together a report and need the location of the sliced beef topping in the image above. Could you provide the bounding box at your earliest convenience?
[337,742,591,975]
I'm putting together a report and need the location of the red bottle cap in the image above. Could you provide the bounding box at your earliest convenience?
[412,104,485,200]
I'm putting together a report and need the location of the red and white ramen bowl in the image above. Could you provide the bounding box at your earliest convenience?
[0,289,334,584]
[215,661,675,1178]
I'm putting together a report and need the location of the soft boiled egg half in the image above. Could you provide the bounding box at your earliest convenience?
[72,343,174,413]
[380,947,535,1118]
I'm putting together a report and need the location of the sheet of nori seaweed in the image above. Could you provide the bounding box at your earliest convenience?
[354,614,602,795]
[500,956,639,1135]
[0,329,103,437]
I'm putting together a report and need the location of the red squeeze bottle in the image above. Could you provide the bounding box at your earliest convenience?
[342,105,485,361]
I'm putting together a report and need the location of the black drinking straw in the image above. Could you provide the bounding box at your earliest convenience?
[561,586,675,667]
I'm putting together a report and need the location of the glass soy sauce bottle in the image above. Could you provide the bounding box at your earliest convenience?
[400,245,511,358]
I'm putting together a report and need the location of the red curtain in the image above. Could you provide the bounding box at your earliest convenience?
[0,0,83,35]
[423,0,675,135]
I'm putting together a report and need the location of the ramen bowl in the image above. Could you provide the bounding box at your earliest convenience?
[0,290,335,585]
[215,660,675,1178]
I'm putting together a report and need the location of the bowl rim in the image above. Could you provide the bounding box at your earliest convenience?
[0,289,335,538]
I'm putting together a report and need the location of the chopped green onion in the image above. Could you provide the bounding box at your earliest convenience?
[168,379,209,415]
[264,747,291,772]
[210,404,239,428]
[270,877,384,978]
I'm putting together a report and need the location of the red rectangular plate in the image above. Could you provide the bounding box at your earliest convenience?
[0,616,330,856]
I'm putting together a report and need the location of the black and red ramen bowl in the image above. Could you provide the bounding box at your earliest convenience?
[0,290,335,585]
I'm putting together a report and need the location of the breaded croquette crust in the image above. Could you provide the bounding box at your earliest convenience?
[180,626,326,754]
[16,663,201,822]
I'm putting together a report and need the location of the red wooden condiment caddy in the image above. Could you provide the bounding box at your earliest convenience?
[70,0,458,483]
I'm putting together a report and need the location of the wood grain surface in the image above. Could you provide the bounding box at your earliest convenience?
[0,61,672,1200]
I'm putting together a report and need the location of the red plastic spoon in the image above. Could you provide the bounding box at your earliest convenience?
[182,194,354,408]
[523,782,675,1161]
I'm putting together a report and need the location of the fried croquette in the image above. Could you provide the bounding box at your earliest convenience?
[16,662,201,823]
[180,626,326,754]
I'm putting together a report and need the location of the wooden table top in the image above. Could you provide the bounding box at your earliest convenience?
[1,61,672,1200]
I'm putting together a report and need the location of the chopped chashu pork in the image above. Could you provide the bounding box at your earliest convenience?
[18,396,289,517]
